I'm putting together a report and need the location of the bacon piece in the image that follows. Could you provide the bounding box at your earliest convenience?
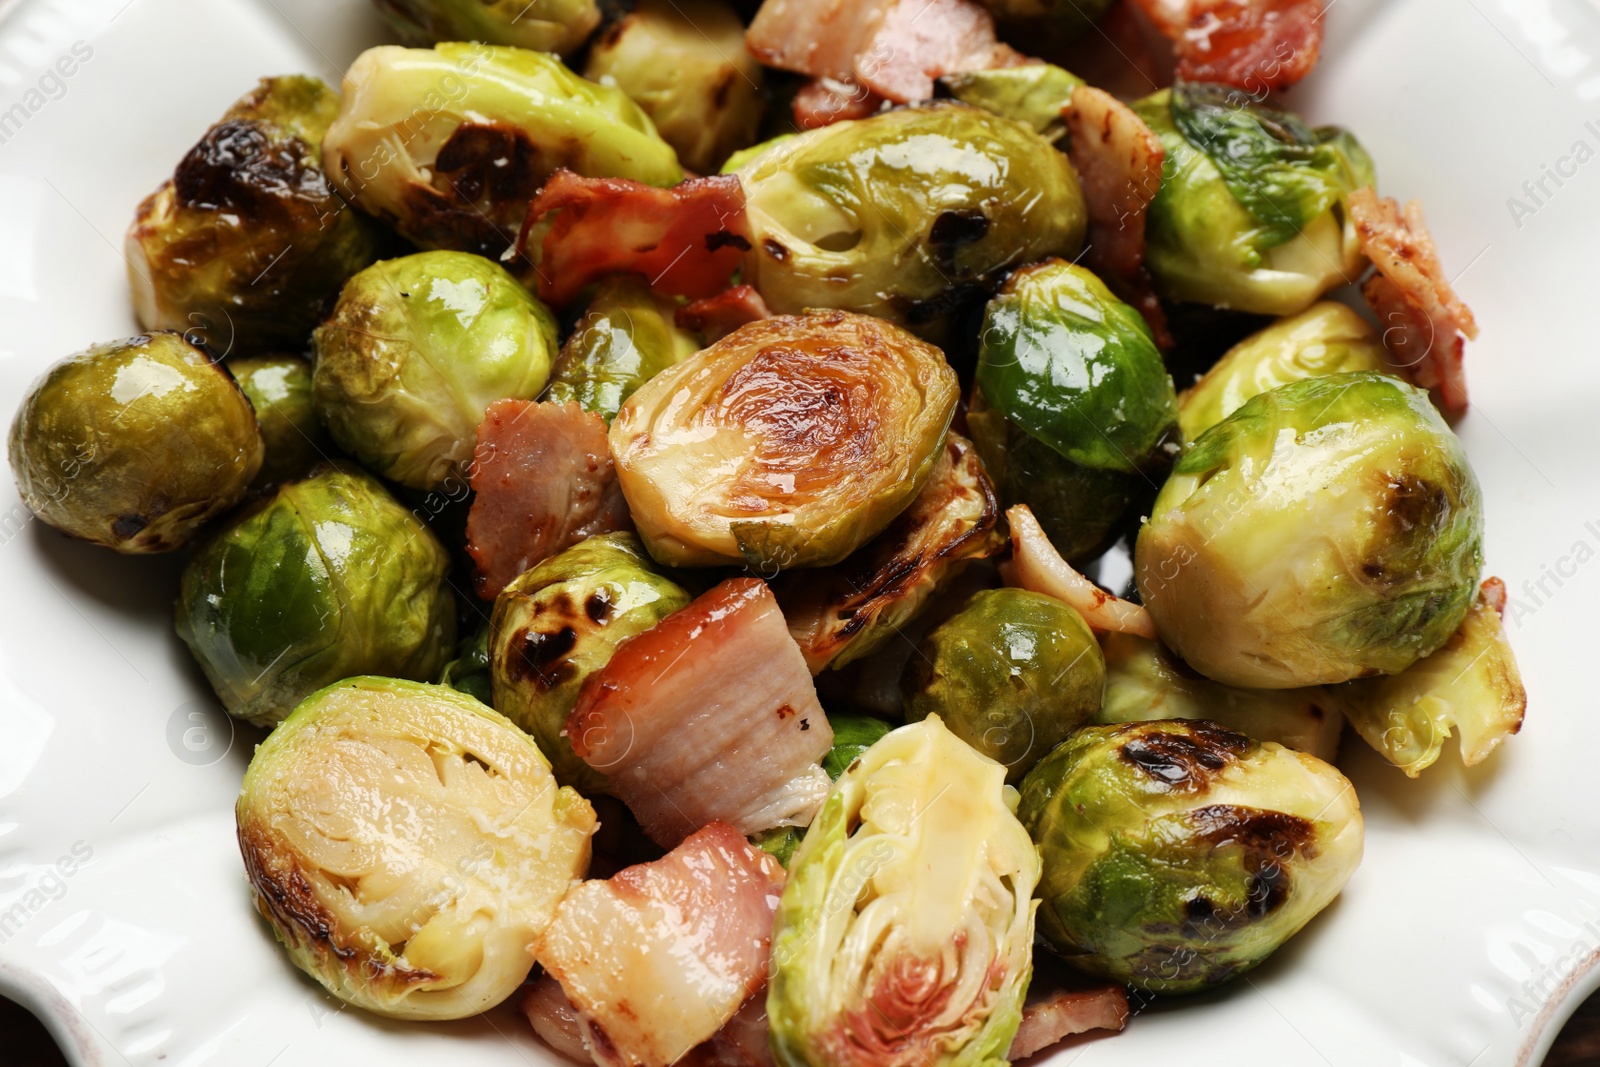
[520,170,751,309]
[1350,187,1478,415]
[1003,504,1157,639]
[1064,85,1170,347]
[537,822,786,1067]
[524,975,593,1065]
[676,285,774,343]
[1176,0,1323,91]
[1481,576,1507,617]
[567,577,834,847]
[465,400,630,599]
[1008,983,1129,1060]
[792,77,887,129]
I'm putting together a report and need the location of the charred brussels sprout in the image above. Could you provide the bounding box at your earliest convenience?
[611,311,959,570]
[322,45,682,257]
[736,102,1086,338]
[903,588,1104,783]
[769,716,1039,1067]
[1136,372,1483,689]
[543,275,700,423]
[175,465,456,726]
[374,0,600,56]
[237,677,594,1019]
[1133,85,1372,316]
[489,532,690,793]
[9,333,263,552]
[230,354,326,488]
[1018,720,1363,994]
[438,618,493,705]
[312,251,559,490]
[1178,301,1385,440]
[583,0,765,174]
[969,260,1178,559]
[938,63,1085,143]
[127,76,382,355]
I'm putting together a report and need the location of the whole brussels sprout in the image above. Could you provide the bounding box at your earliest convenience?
[489,532,690,793]
[175,465,456,726]
[938,63,1085,143]
[611,311,958,569]
[969,260,1178,559]
[976,0,1114,51]
[1018,720,1363,994]
[312,251,559,490]
[323,44,682,257]
[544,275,700,424]
[1136,372,1483,689]
[736,102,1086,338]
[769,716,1039,1067]
[438,618,493,705]
[127,76,383,356]
[237,676,595,1019]
[229,354,327,488]
[583,0,765,174]
[903,588,1104,783]
[1132,84,1373,316]
[9,333,263,552]
[374,0,600,56]
[1178,301,1385,441]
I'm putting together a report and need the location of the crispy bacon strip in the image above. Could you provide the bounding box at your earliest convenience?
[676,284,774,343]
[1351,187,1478,415]
[792,77,887,129]
[1003,504,1158,639]
[524,976,777,1067]
[520,170,750,308]
[1008,983,1129,1060]
[1127,0,1323,91]
[465,399,630,599]
[1064,85,1170,346]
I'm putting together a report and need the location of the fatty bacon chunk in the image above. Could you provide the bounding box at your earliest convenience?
[535,822,786,1067]
[1008,979,1129,1059]
[1004,504,1158,639]
[676,285,774,344]
[465,399,631,599]
[1128,0,1324,92]
[525,974,777,1067]
[521,170,751,309]
[566,577,834,847]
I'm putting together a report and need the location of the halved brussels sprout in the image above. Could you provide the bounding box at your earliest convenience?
[374,0,600,55]
[127,76,382,355]
[439,618,493,706]
[543,275,701,424]
[736,102,1086,338]
[312,251,559,490]
[322,45,682,257]
[1018,720,1363,994]
[611,311,959,570]
[969,260,1178,559]
[1098,632,1343,762]
[1133,85,1373,316]
[1178,301,1385,441]
[1136,372,1483,688]
[583,0,765,174]
[720,133,795,176]
[8,333,263,552]
[237,677,595,1019]
[1326,585,1525,776]
[903,588,1104,783]
[769,715,1039,1067]
[175,465,456,726]
[938,63,1085,142]
[230,354,326,488]
[489,532,690,793]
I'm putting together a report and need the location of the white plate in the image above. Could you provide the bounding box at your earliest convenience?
[2,0,1599,1064]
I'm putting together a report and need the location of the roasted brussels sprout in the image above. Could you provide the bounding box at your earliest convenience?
[903,588,1104,782]
[1098,632,1343,762]
[938,63,1085,142]
[769,716,1039,1067]
[820,713,892,780]
[543,275,700,423]
[237,677,595,1019]
[1132,84,1373,316]
[969,260,1178,559]
[374,0,600,56]
[127,76,382,355]
[312,251,559,490]
[229,354,326,488]
[323,45,682,257]
[736,102,1086,337]
[175,465,456,726]
[1178,301,1385,441]
[438,618,492,705]
[611,311,959,570]
[489,532,690,793]
[1137,372,1483,688]
[583,0,765,174]
[9,333,263,553]
[976,0,1114,52]
[1018,720,1363,994]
